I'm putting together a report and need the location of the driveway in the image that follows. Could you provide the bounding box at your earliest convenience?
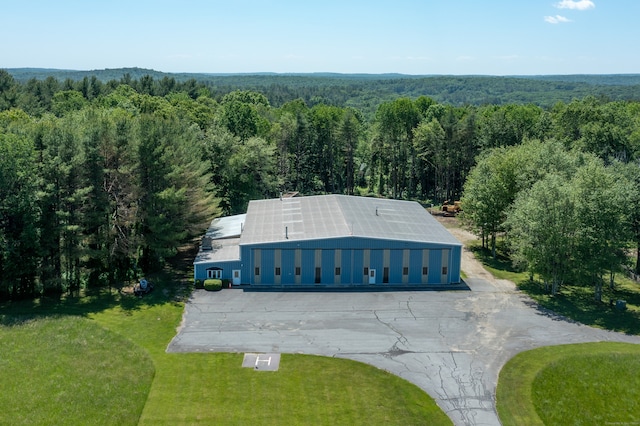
[168,229,640,425]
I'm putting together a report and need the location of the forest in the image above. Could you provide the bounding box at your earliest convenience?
[1,68,640,301]
[8,67,640,117]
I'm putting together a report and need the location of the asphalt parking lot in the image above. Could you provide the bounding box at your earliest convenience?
[167,276,640,425]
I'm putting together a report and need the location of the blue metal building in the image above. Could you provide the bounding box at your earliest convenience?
[193,195,462,287]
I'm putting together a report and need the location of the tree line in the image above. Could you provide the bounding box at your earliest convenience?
[2,70,640,301]
[462,98,640,301]
[7,68,640,118]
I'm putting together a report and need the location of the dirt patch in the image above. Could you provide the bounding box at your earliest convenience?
[434,215,516,292]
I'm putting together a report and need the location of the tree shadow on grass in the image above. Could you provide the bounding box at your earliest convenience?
[518,279,640,335]
[0,284,175,325]
[611,283,640,309]
[468,244,522,274]
[0,246,195,324]
[0,244,197,325]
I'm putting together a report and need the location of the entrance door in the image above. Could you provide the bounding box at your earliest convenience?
[368,269,377,284]
[232,270,241,285]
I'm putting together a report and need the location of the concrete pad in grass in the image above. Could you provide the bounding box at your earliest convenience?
[242,353,281,371]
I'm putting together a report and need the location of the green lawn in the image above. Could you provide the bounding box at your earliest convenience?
[1,282,451,425]
[0,315,154,425]
[497,342,640,425]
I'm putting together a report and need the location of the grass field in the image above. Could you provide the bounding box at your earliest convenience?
[496,342,640,425]
[0,315,154,425]
[0,281,451,425]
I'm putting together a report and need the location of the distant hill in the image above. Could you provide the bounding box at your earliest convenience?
[5,67,640,110]
[516,74,640,86]
[6,67,178,83]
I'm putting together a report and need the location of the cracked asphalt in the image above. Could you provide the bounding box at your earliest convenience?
[167,236,640,425]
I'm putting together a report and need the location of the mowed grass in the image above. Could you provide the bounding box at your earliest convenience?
[497,342,640,425]
[1,282,451,425]
[0,315,154,425]
[137,353,446,425]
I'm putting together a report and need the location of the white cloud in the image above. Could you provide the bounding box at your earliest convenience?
[554,0,595,10]
[545,15,572,24]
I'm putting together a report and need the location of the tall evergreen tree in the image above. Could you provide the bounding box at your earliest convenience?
[0,121,40,300]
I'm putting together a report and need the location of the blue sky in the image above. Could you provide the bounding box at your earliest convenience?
[2,0,638,75]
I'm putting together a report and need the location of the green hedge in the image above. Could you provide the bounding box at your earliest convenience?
[194,279,204,289]
[203,279,222,291]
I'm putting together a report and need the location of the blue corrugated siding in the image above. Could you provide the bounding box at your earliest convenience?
[408,249,423,283]
[341,249,353,284]
[260,249,275,284]
[428,251,442,283]
[194,260,242,282]
[390,249,403,283]
[197,236,461,286]
[241,246,251,283]
[451,245,462,283]
[300,249,315,284]
[281,249,296,284]
[370,250,383,283]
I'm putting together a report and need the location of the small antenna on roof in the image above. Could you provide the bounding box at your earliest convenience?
[285,226,288,239]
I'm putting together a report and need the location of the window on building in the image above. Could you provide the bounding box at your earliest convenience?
[275,267,281,276]
[295,266,301,276]
[403,267,409,276]
[422,267,429,275]
[442,267,448,275]
[207,269,222,279]
[335,267,341,276]
[364,267,369,276]
[254,267,260,276]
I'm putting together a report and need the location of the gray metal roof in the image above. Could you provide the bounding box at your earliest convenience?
[194,237,240,265]
[205,214,246,240]
[240,195,461,246]
[193,214,245,266]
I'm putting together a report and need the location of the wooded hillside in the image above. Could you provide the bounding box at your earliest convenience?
[7,68,640,116]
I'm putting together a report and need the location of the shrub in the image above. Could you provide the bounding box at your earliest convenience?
[194,279,204,289]
[203,279,222,291]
